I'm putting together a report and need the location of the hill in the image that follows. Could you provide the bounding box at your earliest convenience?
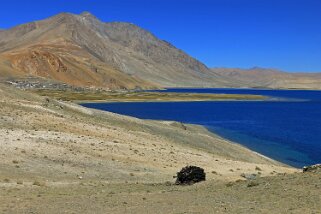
[212,67,321,89]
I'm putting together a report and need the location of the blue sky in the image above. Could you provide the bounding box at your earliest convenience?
[1,0,321,72]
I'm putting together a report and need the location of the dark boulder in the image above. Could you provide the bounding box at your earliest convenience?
[175,166,206,185]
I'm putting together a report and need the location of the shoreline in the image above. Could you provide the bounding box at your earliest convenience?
[28,89,268,103]
[149,87,321,91]
[0,83,296,172]
[81,101,293,169]
[28,87,308,168]
[75,98,269,104]
[82,103,295,168]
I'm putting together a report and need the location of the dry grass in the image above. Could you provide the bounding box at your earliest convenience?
[30,89,267,102]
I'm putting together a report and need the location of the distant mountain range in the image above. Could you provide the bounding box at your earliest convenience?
[0,12,320,90]
[212,67,321,89]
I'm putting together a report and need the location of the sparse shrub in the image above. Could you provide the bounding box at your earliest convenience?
[175,166,206,185]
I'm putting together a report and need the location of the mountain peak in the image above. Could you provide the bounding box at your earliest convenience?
[80,11,97,19]
[249,66,265,70]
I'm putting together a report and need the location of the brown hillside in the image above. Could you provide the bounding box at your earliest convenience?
[0,12,225,89]
[1,12,321,89]
[212,67,321,89]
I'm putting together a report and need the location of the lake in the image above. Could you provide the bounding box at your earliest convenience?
[81,88,321,168]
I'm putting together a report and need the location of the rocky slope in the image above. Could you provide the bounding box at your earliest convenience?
[0,12,227,89]
[212,67,321,89]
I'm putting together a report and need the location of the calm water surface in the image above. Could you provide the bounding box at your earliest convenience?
[82,88,321,168]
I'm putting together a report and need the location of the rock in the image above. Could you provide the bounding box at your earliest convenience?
[33,181,46,187]
[247,181,259,187]
[225,182,234,187]
[175,166,206,185]
[164,181,172,186]
[12,160,19,164]
[255,166,262,171]
[241,173,257,180]
[303,164,321,173]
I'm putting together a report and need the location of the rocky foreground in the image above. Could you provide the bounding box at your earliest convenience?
[1,84,320,213]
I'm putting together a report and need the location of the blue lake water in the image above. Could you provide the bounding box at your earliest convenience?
[81,88,321,168]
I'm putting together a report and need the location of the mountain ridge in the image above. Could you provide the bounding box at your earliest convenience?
[212,67,321,89]
[0,12,227,89]
[0,12,321,90]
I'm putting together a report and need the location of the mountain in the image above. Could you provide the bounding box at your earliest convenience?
[212,67,321,89]
[0,12,226,89]
[1,12,320,90]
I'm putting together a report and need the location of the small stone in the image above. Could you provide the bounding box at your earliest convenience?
[33,181,46,187]
[241,173,257,180]
[164,181,172,186]
[255,166,262,171]
[247,181,259,187]
[225,182,234,187]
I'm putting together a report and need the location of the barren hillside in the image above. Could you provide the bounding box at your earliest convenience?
[212,67,321,89]
[0,12,227,89]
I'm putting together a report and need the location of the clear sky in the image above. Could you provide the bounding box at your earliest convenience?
[1,0,321,72]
